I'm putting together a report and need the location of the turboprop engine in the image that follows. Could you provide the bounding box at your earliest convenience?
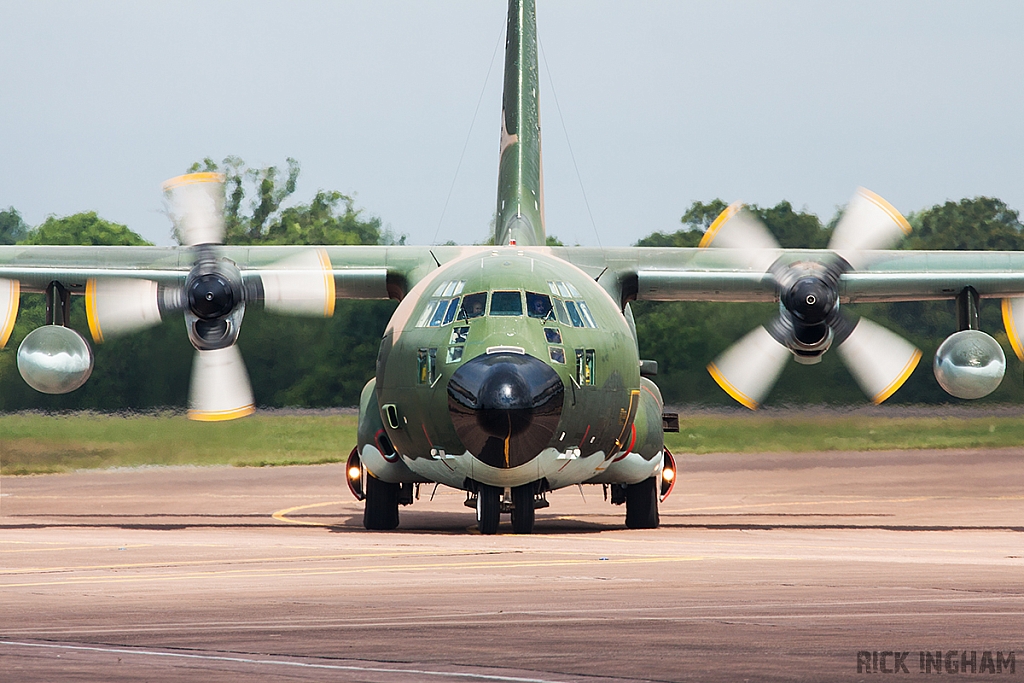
[933,330,1005,399]
[700,188,922,408]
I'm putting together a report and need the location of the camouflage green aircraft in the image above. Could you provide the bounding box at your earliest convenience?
[1,0,1022,534]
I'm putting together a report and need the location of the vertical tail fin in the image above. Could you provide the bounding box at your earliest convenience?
[494,0,545,247]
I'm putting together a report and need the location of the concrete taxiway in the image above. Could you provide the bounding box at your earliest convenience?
[1,448,1022,682]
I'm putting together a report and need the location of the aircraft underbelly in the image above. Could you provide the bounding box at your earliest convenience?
[402,447,620,490]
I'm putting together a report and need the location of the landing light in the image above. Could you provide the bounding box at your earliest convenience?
[660,449,677,502]
[348,466,362,480]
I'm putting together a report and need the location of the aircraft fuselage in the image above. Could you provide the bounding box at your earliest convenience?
[362,248,664,493]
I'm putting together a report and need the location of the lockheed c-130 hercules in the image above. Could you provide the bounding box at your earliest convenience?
[1,0,1021,534]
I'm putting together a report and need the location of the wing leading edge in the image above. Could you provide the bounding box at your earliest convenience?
[5,244,1024,305]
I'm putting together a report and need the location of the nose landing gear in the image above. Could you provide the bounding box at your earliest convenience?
[510,483,535,534]
[476,484,501,535]
[468,481,547,535]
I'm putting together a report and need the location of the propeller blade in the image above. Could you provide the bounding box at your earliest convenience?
[707,325,791,410]
[1000,297,1024,362]
[84,278,164,343]
[258,248,336,317]
[188,345,255,421]
[163,172,226,246]
[837,317,921,404]
[827,188,911,265]
[699,201,781,272]
[0,278,20,348]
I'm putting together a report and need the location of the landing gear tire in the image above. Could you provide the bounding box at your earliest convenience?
[625,476,659,529]
[510,484,535,534]
[363,473,400,530]
[476,484,501,535]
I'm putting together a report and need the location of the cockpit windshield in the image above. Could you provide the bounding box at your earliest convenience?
[458,292,487,319]
[526,292,553,319]
[441,287,592,326]
[490,291,523,316]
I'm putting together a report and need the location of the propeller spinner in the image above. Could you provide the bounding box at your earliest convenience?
[85,173,337,421]
[704,188,921,409]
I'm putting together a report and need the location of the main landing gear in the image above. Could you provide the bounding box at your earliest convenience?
[363,474,400,530]
[471,482,545,535]
[362,474,414,531]
[610,477,660,529]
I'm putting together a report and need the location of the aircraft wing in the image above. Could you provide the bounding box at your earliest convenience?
[545,246,1024,304]
[4,242,1024,415]
[0,244,412,297]
[6,244,1024,304]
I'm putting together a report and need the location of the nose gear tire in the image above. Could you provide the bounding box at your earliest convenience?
[476,484,501,535]
[510,484,536,534]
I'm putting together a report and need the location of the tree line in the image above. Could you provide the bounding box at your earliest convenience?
[1,157,1022,410]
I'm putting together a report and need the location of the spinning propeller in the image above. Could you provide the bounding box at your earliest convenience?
[703,188,921,409]
[85,173,336,420]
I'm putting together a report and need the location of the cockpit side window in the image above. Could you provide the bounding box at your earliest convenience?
[428,299,453,326]
[417,280,466,327]
[546,280,597,328]
[564,300,584,327]
[552,298,570,325]
[490,290,523,316]
[459,292,487,319]
[526,292,553,319]
[441,298,460,325]
[576,301,597,328]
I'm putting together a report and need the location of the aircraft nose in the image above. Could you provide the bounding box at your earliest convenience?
[447,352,564,468]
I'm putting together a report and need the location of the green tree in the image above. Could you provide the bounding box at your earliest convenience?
[187,156,300,243]
[0,207,28,245]
[185,156,401,246]
[752,200,829,248]
[21,212,151,246]
[636,199,725,247]
[904,197,1024,251]
[268,191,395,246]
[637,199,829,249]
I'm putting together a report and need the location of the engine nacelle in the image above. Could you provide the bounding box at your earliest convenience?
[933,330,1005,399]
[17,326,94,394]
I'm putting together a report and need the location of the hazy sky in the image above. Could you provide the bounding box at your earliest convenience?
[2,1,1022,247]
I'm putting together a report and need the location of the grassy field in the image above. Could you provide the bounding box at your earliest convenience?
[664,413,1024,454]
[0,412,357,475]
[1,410,1022,475]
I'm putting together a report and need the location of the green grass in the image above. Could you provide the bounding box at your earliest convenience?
[0,412,357,475]
[664,414,1024,454]
[2,411,1023,475]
